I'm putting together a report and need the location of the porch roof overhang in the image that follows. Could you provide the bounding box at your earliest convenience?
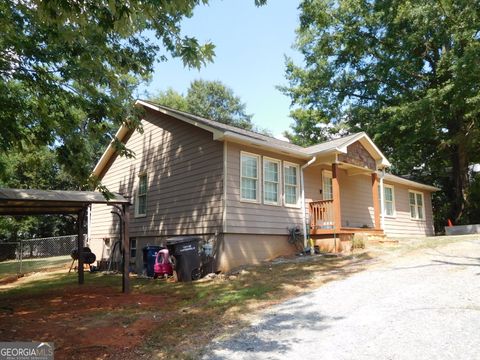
[0,188,129,216]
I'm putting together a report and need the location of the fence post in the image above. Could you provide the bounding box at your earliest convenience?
[19,239,23,276]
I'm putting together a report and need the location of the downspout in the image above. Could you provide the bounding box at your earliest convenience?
[301,157,317,252]
[379,168,385,230]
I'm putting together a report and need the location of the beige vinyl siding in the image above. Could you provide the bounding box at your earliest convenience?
[304,166,377,229]
[302,165,323,219]
[338,170,375,228]
[90,109,224,243]
[225,142,307,234]
[382,182,434,237]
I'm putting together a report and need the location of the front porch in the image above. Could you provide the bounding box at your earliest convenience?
[307,163,383,238]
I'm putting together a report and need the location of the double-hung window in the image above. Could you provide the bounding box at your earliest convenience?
[409,191,425,220]
[241,152,260,202]
[135,174,147,217]
[379,185,395,216]
[263,158,280,205]
[284,162,299,206]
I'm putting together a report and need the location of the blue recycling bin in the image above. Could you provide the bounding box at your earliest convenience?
[142,245,163,277]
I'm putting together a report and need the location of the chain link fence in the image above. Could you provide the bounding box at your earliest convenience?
[0,235,80,279]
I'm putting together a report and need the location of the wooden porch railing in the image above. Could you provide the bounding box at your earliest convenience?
[309,200,335,230]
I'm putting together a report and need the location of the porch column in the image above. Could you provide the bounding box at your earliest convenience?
[332,163,342,232]
[371,173,381,230]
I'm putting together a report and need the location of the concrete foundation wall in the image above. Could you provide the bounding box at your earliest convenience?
[216,233,295,272]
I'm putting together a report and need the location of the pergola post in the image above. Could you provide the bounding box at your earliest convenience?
[122,204,130,293]
[77,208,85,285]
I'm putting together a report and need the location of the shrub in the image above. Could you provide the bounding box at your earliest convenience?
[351,235,366,250]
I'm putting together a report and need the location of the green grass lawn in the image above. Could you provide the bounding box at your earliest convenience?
[0,255,71,278]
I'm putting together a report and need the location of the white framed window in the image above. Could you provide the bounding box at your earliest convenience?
[135,173,147,217]
[130,238,137,258]
[263,157,281,205]
[284,162,300,207]
[379,184,395,217]
[409,190,425,220]
[322,170,333,200]
[240,152,260,202]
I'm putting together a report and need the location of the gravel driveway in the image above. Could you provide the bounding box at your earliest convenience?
[203,238,480,360]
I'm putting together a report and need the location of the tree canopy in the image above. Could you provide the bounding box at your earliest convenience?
[0,0,265,185]
[0,146,78,241]
[151,79,256,131]
[282,0,480,227]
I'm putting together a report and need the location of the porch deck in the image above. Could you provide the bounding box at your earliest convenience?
[309,199,384,236]
[310,226,384,236]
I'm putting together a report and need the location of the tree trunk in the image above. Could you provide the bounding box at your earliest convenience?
[450,141,469,224]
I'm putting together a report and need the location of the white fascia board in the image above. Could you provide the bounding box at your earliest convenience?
[91,125,131,178]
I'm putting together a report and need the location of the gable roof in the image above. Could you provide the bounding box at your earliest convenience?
[138,100,390,163]
[139,100,309,156]
[92,100,391,178]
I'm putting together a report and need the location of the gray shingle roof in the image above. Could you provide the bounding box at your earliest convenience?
[144,101,307,153]
[305,133,364,154]
[144,101,364,156]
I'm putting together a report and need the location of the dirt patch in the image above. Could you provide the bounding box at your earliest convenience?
[0,285,168,360]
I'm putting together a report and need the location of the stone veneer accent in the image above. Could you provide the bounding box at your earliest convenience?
[338,141,376,170]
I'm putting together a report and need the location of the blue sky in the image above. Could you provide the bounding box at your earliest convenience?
[137,1,302,138]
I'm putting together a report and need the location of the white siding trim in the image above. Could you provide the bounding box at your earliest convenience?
[223,141,228,233]
[379,172,385,229]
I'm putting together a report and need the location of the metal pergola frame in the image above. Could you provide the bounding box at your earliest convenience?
[0,188,131,293]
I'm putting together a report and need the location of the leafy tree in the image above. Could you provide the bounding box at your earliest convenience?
[281,0,480,226]
[1,0,266,185]
[153,88,189,113]
[0,146,78,241]
[152,79,255,131]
